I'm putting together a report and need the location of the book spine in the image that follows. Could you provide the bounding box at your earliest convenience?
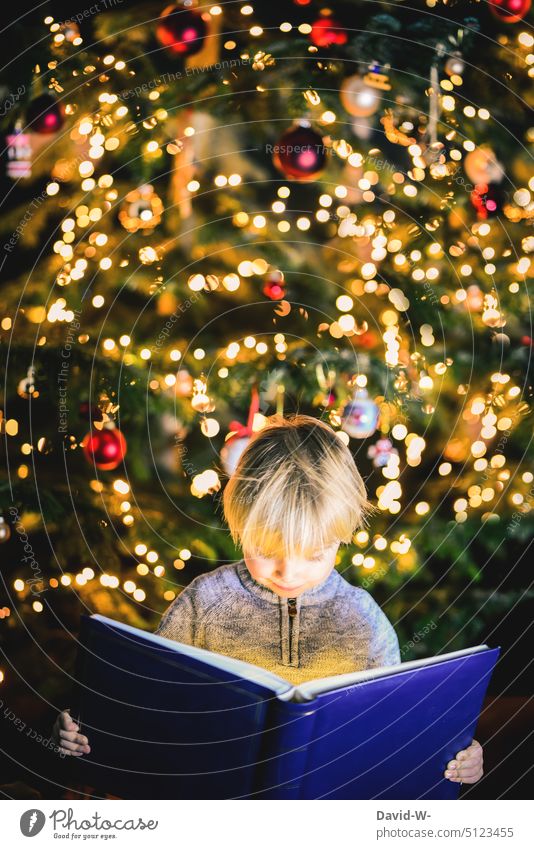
[251,700,316,799]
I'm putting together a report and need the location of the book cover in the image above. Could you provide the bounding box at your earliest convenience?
[74,614,500,800]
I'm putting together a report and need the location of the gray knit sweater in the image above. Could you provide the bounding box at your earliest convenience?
[155,560,401,685]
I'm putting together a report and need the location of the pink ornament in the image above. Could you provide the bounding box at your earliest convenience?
[27,94,65,135]
[367,437,398,468]
[263,271,286,300]
[6,127,31,179]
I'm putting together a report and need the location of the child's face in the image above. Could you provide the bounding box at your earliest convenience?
[243,541,340,598]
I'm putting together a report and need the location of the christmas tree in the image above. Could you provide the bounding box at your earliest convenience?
[1,0,533,781]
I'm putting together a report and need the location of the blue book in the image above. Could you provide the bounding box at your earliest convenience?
[73,614,499,800]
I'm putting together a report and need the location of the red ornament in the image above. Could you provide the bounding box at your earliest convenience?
[263,271,286,300]
[26,95,65,135]
[82,427,127,470]
[272,123,326,181]
[357,330,378,349]
[156,5,207,56]
[470,183,504,219]
[310,17,347,48]
[489,0,531,23]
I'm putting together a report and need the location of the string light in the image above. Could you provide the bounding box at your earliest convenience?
[0,2,529,627]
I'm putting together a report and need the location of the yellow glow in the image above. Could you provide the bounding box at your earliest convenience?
[113,479,130,495]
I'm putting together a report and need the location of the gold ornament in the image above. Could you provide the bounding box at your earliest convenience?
[191,376,215,413]
[17,366,39,399]
[58,20,81,44]
[340,75,382,117]
[482,294,506,328]
[157,291,179,315]
[482,308,506,329]
[363,68,391,91]
[444,52,464,76]
[464,285,484,312]
[464,148,504,185]
[119,185,163,233]
[175,369,194,397]
[380,111,416,147]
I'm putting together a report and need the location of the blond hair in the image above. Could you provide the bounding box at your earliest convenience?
[222,414,374,560]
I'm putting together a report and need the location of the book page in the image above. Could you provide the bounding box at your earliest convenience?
[90,614,294,698]
[291,645,490,702]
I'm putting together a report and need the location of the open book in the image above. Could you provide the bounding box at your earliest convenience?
[74,614,500,800]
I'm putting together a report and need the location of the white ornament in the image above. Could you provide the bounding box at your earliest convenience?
[220,436,251,476]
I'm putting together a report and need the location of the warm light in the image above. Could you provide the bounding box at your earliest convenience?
[336,295,353,312]
[201,418,220,437]
[113,479,130,495]
[392,424,407,440]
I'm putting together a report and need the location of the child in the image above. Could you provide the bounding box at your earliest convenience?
[53,414,483,785]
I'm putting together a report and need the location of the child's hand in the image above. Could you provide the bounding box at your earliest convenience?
[52,710,91,757]
[444,739,483,783]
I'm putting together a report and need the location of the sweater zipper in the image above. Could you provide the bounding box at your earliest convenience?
[288,597,297,664]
